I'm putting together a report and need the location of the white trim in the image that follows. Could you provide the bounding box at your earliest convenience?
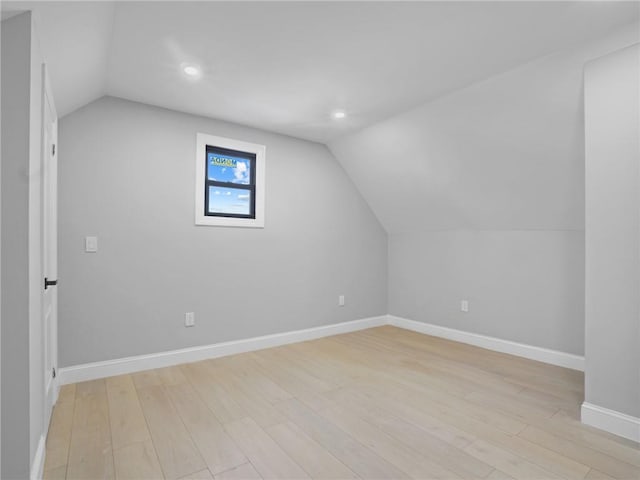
[581,402,640,442]
[60,314,640,444]
[195,133,266,228]
[30,434,45,480]
[58,316,387,385]
[387,315,585,371]
[59,314,586,385]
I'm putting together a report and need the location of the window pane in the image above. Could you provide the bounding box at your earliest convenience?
[207,186,252,216]
[207,150,252,185]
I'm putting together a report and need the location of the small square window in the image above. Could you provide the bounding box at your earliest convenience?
[196,134,265,227]
[205,146,256,218]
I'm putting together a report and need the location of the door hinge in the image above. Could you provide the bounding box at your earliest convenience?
[52,367,56,379]
[52,144,56,156]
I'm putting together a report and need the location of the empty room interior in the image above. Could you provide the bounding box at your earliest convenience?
[2,1,640,479]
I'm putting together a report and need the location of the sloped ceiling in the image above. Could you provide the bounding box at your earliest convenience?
[328,22,640,233]
[2,1,116,117]
[2,1,638,143]
[2,2,638,236]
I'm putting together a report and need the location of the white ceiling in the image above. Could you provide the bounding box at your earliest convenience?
[3,1,639,143]
[3,2,116,118]
[328,21,639,233]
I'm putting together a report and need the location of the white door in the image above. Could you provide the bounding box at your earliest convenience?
[42,64,58,425]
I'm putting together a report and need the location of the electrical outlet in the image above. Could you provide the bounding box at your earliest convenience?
[185,312,195,327]
[338,295,345,307]
[461,300,469,313]
[85,236,98,253]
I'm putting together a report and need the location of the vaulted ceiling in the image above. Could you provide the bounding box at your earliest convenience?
[3,1,639,235]
[3,1,639,143]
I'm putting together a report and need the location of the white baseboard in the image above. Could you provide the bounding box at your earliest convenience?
[30,434,45,480]
[58,316,387,385]
[56,314,640,448]
[581,402,640,442]
[59,314,584,385]
[387,315,585,371]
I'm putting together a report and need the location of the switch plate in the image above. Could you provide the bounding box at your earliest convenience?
[185,312,195,327]
[338,295,345,307]
[461,300,469,313]
[85,236,98,253]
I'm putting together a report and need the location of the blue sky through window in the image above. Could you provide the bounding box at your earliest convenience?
[207,151,252,185]
[208,186,251,215]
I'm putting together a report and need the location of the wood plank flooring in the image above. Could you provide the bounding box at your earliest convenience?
[43,326,640,479]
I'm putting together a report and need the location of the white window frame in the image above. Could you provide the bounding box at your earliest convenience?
[195,133,266,228]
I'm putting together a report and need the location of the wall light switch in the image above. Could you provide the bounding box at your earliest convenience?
[85,236,98,253]
[185,312,195,327]
[461,300,469,313]
[339,295,345,307]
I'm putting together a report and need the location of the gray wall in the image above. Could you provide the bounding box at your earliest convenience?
[1,11,45,478]
[1,13,31,479]
[584,44,640,418]
[389,230,585,354]
[58,96,387,367]
[330,23,639,356]
[1,12,3,476]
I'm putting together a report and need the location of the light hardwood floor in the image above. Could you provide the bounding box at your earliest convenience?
[43,326,640,480]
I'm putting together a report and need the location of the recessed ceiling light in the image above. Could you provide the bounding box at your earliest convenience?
[333,110,346,119]
[183,65,200,77]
